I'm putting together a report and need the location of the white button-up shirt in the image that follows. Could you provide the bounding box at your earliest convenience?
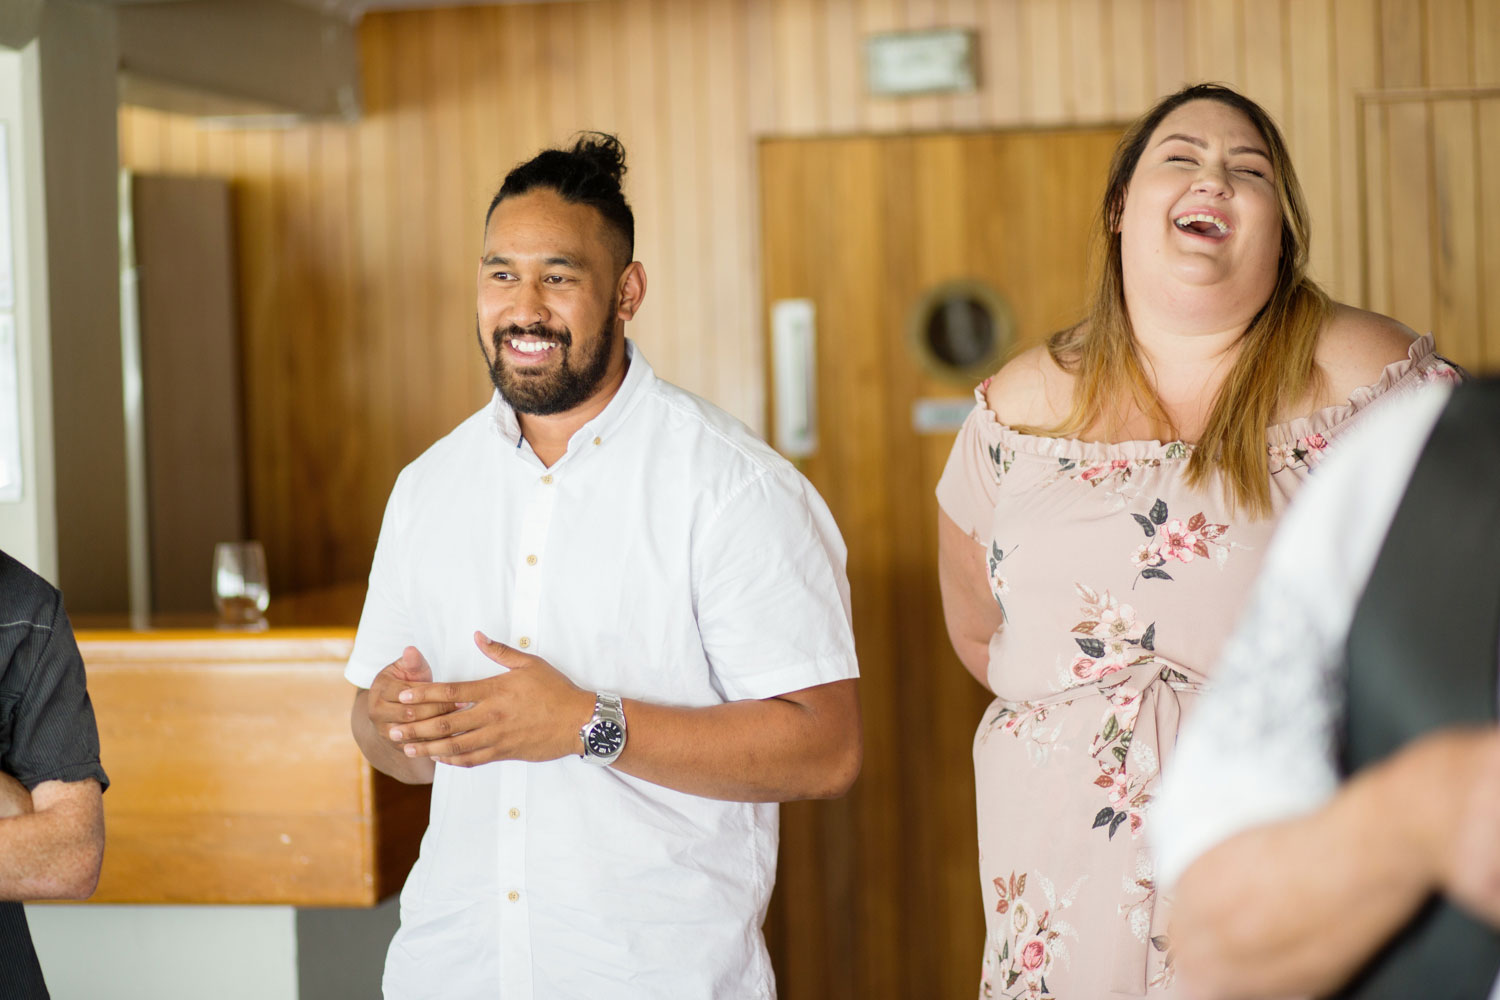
[347,341,858,999]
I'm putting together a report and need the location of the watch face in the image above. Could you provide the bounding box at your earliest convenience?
[588,720,624,757]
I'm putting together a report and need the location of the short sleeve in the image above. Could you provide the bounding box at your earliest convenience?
[693,467,859,702]
[3,600,109,792]
[936,401,1002,542]
[346,472,416,688]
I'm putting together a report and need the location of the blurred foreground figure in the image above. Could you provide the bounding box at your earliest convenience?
[1156,379,1500,1000]
[0,551,108,1000]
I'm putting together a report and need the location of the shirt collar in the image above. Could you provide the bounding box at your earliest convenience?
[488,338,655,456]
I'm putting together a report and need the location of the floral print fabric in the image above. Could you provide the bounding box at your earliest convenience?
[937,335,1456,998]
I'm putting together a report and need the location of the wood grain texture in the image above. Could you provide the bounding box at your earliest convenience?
[116,0,1500,596]
[79,631,429,906]
[761,126,1121,1000]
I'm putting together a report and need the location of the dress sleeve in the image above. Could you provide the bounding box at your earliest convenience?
[936,401,1004,543]
[692,466,859,702]
[346,470,416,688]
[4,600,109,791]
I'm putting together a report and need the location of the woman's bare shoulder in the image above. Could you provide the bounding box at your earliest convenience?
[1313,303,1420,403]
[982,344,1075,427]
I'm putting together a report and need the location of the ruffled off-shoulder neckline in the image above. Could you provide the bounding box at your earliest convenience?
[967,333,1452,462]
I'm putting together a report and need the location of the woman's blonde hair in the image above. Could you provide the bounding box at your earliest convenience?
[1037,83,1331,518]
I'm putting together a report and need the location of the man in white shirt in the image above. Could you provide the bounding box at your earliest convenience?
[1153,378,1500,1000]
[346,133,862,999]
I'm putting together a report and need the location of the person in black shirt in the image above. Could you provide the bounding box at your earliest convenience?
[0,550,108,999]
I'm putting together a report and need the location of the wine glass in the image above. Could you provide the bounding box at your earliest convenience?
[213,541,269,628]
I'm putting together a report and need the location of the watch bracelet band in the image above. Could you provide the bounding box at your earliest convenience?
[580,691,626,763]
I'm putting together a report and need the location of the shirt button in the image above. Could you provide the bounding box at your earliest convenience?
[507,891,520,903]
[593,436,602,446]
[526,554,537,566]
[508,807,520,820]
[518,636,531,649]
[541,474,553,485]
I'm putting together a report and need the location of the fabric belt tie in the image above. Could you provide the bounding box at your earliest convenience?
[1102,659,1204,996]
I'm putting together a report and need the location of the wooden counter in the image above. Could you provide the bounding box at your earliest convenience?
[74,589,429,907]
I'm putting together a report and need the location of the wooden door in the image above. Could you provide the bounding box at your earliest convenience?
[760,127,1122,1000]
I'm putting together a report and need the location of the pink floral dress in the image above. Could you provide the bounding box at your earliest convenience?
[935,336,1457,998]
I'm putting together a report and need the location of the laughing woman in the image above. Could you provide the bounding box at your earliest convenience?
[936,83,1459,998]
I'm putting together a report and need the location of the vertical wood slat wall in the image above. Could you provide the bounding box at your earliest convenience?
[117,0,1500,597]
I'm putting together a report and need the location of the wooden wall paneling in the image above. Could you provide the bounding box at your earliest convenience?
[703,0,758,425]
[1380,0,1427,87]
[276,126,320,591]
[662,0,701,393]
[1068,0,1112,121]
[389,13,438,469]
[856,0,909,131]
[497,5,548,159]
[109,0,1500,642]
[312,121,370,583]
[1480,102,1500,370]
[744,0,778,136]
[426,8,483,437]
[1286,0,1337,288]
[616,0,665,373]
[1481,0,1500,84]
[122,106,164,174]
[943,0,986,129]
[1361,100,1394,315]
[899,0,952,131]
[464,6,505,209]
[1241,0,1287,130]
[1429,98,1482,369]
[773,0,825,135]
[542,1,582,143]
[1426,0,1474,87]
[1191,0,1243,89]
[1152,0,1191,100]
[1110,0,1154,119]
[982,0,1026,125]
[232,128,281,585]
[164,108,202,173]
[1334,0,1383,302]
[1022,0,1067,122]
[352,14,401,583]
[1387,100,1436,330]
[823,0,861,132]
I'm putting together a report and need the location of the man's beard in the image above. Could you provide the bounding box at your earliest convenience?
[480,307,617,416]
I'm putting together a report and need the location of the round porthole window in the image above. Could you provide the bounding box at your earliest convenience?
[909,280,1014,383]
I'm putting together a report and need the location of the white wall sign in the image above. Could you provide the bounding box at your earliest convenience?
[865,28,978,97]
[911,397,975,434]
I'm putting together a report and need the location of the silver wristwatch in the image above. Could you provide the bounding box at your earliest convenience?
[579,692,626,766]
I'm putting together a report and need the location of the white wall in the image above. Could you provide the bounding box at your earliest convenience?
[0,41,57,580]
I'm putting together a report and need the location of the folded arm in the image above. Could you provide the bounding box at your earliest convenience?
[1172,727,1500,999]
[0,775,104,901]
